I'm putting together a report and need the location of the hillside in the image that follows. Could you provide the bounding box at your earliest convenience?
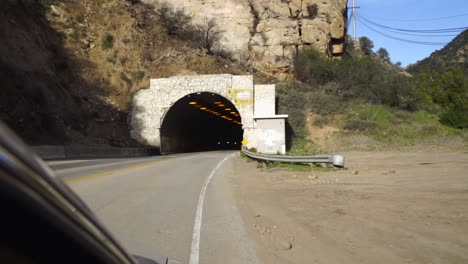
[2,0,463,149]
[0,0,266,145]
[275,40,466,154]
[408,29,468,74]
[142,0,348,80]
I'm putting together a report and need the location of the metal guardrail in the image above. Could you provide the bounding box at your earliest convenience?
[241,147,345,168]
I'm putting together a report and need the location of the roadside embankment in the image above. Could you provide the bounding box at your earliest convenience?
[231,150,468,264]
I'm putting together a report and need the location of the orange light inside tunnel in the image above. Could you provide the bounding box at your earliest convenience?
[200,107,207,110]
[189,101,197,105]
[230,112,236,114]
[225,108,231,111]
[218,104,225,107]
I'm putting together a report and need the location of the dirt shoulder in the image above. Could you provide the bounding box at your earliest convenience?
[230,150,468,264]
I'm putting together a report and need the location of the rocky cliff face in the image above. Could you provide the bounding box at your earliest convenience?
[143,0,348,79]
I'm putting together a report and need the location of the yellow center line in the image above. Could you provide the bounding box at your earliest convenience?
[65,157,174,184]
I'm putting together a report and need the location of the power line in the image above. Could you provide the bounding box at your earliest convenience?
[356,16,449,46]
[348,1,464,46]
[358,15,468,33]
[356,13,468,22]
[357,15,460,37]
[374,31,458,38]
[348,11,354,29]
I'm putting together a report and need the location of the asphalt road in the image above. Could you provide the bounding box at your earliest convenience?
[49,152,260,264]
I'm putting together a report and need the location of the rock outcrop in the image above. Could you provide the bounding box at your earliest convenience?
[143,0,348,79]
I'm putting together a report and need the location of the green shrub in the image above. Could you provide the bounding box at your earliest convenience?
[131,71,145,81]
[310,91,342,115]
[411,67,467,129]
[441,108,468,129]
[119,72,131,86]
[313,115,329,127]
[293,45,465,131]
[277,83,307,139]
[294,48,335,84]
[239,151,247,158]
[364,105,394,127]
[344,119,377,131]
[101,34,114,50]
[294,48,420,110]
[156,4,191,36]
[287,139,319,156]
[344,103,395,133]
[283,46,465,147]
[359,36,374,56]
[412,110,434,124]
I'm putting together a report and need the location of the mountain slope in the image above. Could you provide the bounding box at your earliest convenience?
[408,30,468,74]
[1,0,263,145]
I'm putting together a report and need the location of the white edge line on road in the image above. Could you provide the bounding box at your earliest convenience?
[189,153,235,264]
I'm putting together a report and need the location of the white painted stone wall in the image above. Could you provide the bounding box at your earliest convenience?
[130,74,256,148]
[254,84,276,117]
[253,84,288,153]
[255,118,287,154]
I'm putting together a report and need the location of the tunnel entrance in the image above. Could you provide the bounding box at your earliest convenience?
[160,92,243,153]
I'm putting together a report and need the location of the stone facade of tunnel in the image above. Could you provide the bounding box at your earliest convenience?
[130,74,287,154]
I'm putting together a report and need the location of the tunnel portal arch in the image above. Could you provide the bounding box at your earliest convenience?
[129,74,255,152]
[160,92,243,153]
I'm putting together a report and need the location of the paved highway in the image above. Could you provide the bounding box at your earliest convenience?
[49,152,260,264]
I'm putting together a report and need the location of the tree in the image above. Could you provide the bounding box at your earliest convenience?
[411,67,468,128]
[193,18,223,54]
[156,4,191,35]
[359,36,374,55]
[377,47,390,62]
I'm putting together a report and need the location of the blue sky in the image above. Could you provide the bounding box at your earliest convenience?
[350,0,468,66]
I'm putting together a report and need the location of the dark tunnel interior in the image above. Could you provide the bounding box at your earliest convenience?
[160,92,243,153]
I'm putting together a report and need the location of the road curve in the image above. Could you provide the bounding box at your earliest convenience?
[49,151,260,264]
